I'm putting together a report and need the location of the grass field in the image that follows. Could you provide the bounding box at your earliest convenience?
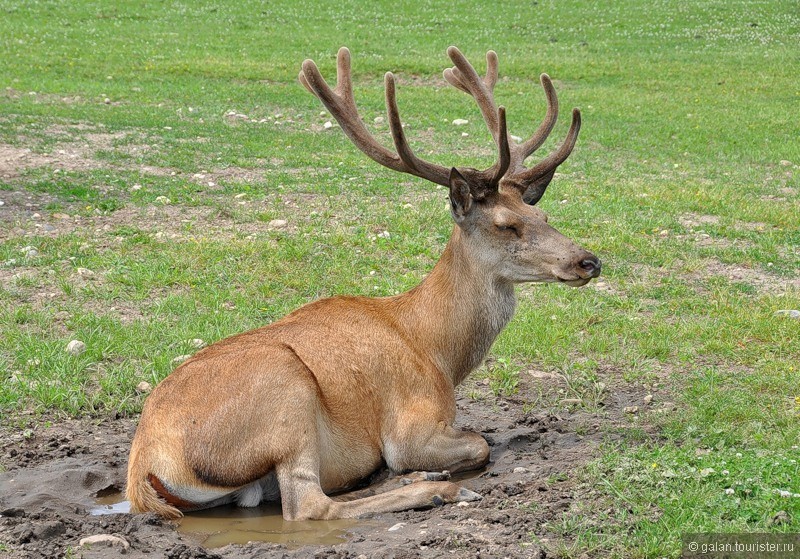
[1,0,798,557]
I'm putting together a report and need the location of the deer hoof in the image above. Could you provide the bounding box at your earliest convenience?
[424,471,451,482]
[432,495,445,507]
[456,487,482,502]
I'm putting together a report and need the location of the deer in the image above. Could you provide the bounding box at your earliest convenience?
[126,46,601,521]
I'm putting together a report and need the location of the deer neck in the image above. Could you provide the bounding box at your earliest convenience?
[394,227,516,387]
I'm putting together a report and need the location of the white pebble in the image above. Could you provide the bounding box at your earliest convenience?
[77,267,95,278]
[79,534,129,549]
[452,118,469,126]
[725,488,735,495]
[268,219,288,229]
[388,522,406,532]
[774,309,800,319]
[323,121,334,129]
[154,195,171,205]
[188,338,206,349]
[66,340,86,356]
[171,354,192,366]
[136,381,153,393]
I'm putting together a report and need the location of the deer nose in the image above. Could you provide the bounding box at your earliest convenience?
[578,257,601,278]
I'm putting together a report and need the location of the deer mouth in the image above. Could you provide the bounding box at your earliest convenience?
[558,277,592,287]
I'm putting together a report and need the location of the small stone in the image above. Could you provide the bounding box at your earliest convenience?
[770,510,790,526]
[66,340,86,356]
[31,212,41,219]
[323,121,334,129]
[77,267,95,278]
[452,118,469,126]
[188,338,206,349]
[644,394,653,405]
[136,381,152,393]
[131,184,142,191]
[33,521,66,540]
[171,354,192,367]
[79,534,129,549]
[513,467,528,473]
[268,219,288,229]
[373,116,385,124]
[104,98,111,104]
[779,160,792,166]
[774,309,800,319]
[42,224,56,232]
[154,196,171,205]
[725,487,735,495]
[388,522,406,531]
[377,230,391,239]
[456,501,471,507]
[623,406,639,414]
[234,192,247,199]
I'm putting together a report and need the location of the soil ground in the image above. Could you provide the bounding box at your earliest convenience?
[0,374,656,559]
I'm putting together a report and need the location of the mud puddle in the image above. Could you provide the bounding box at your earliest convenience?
[91,492,360,548]
[0,376,661,558]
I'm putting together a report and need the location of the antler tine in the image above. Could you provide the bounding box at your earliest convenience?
[518,74,559,163]
[300,47,452,186]
[385,72,450,184]
[444,46,501,143]
[487,106,511,186]
[504,108,581,205]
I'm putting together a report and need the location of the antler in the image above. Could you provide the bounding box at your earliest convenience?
[443,46,581,205]
[299,47,509,196]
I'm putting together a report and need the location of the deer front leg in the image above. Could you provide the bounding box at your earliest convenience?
[277,458,481,520]
[276,421,488,520]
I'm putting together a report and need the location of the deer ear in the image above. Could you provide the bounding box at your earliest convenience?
[448,168,473,224]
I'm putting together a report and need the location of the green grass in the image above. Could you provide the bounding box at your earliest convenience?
[1,0,799,557]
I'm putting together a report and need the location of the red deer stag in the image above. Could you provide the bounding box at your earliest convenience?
[127,46,601,521]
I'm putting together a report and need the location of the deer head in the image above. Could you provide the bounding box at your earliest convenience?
[299,47,600,287]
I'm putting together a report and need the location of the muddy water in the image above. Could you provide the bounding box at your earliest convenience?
[91,493,358,548]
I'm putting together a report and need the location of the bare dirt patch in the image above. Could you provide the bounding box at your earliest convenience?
[688,258,800,293]
[0,119,274,188]
[0,373,656,558]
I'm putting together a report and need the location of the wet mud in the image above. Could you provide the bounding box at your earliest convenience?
[0,373,654,558]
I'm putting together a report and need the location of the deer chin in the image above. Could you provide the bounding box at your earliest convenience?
[557,276,592,287]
